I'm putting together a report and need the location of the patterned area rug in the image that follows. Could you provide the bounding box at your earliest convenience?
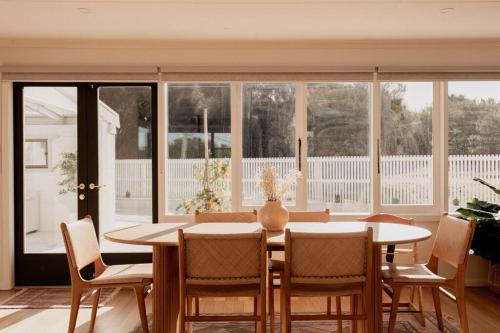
[130,312,461,332]
[0,288,120,309]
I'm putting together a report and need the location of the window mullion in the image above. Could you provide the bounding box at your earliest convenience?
[231,82,243,212]
[158,79,167,220]
[439,81,449,212]
[295,82,308,210]
[371,76,382,214]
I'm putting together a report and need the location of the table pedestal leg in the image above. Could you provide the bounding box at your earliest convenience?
[153,246,180,333]
[372,245,383,333]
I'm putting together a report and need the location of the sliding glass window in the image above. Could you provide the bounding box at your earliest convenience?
[241,83,297,206]
[448,81,500,211]
[380,82,434,206]
[165,83,231,214]
[307,83,371,213]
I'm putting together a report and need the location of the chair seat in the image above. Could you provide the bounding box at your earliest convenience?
[269,259,284,272]
[382,263,446,284]
[91,263,153,285]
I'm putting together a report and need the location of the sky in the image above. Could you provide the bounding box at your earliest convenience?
[403,81,500,111]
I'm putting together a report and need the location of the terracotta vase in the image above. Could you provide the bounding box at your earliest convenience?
[488,263,500,295]
[258,200,289,231]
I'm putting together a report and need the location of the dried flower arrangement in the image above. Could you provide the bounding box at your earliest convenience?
[259,164,302,202]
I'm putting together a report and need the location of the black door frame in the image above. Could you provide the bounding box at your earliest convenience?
[13,82,158,286]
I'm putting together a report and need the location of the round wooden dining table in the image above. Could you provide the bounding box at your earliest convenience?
[104,221,431,333]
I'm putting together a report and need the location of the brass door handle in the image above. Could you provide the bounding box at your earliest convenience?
[89,183,106,190]
[73,183,85,190]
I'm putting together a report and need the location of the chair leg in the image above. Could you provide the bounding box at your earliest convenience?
[254,296,258,332]
[269,273,275,333]
[361,291,368,333]
[186,296,193,333]
[281,275,291,333]
[417,286,425,327]
[431,287,444,331]
[350,295,358,333]
[89,288,101,332]
[68,288,82,333]
[285,293,291,333]
[179,295,186,333]
[388,287,402,333]
[260,293,267,333]
[195,297,200,316]
[336,296,342,333]
[134,286,149,333]
[456,290,469,333]
[327,297,332,315]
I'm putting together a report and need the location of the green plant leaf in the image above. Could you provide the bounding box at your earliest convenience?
[466,198,500,214]
[473,178,500,195]
[456,207,495,220]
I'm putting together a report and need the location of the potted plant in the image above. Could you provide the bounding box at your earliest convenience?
[55,152,77,195]
[258,164,301,231]
[176,159,231,214]
[456,178,500,295]
[334,194,342,204]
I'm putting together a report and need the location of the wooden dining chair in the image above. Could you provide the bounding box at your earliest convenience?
[357,213,425,324]
[60,216,152,333]
[178,229,267,333]
[383,213,476,333]
[194,210,258,223]
[267,209,330,333]
[281,228,373,333]
[191,209,258,315]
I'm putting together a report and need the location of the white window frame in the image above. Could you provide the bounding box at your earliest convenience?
[159,79,448,222]
[374,80,442,216]
[234,81,304,212]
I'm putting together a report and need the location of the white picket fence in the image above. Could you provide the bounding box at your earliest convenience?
[449,154,500,206]
[115,155,500,208]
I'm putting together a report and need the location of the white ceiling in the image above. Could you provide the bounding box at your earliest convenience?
[0,0,499,40]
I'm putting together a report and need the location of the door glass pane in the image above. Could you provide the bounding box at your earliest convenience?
[380,82,434,205]
[242,83,296,206]
[307,83,371,213]
[448,81,500,211]
[23,87,77,253]
[98,86,153,252]
[166,83,231,214]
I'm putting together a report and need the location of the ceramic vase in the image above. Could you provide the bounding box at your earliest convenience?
[258,200,289,231]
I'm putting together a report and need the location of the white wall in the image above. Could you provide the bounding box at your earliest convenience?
[0,81,14,290]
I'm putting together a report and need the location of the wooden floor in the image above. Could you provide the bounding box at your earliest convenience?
[0,287,499,332]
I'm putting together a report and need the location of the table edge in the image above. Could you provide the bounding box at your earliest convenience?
[103,223,433,247]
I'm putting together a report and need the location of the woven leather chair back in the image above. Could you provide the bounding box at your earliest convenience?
[61,215,101,270]
[289,209,329,222]
[180,231,266,285]
[286,229,372,284]
[358,213,414,225]
[194,210,258,223]
[432,214,475,268]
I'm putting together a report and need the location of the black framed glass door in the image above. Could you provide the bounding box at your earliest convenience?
[14,82,157,285]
